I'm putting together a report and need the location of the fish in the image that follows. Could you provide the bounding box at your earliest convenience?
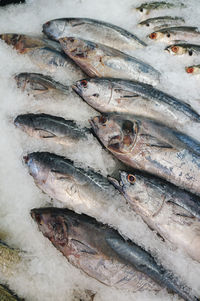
[14,73,70,100]
[135,1,185,15]
[138,16,185,30]
[59,37,161,86]
[31,206,198,301]
[0,240,21,275]
[148,26,200,43]
[90,114,200,196]
[185,64,200,74]
[166,43,200,56]
[43,18,146,55]
[24,152,117,208]
[108,170,200,262]
[14,113,89,146]
[0,284,22,301]
[0,34,84,77]
[72,78,200,136]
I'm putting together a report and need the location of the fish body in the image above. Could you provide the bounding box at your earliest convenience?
[148,26,200,43]
[138,16,185,30]
[90,114,200,196]
[73,78,200,134]
[0,241,21,276]
[31,207,198,301]
[14,73,70,99]
[24,152,117,208]
[109,171,200,262]
[136,1,184,15]
[0,34,83,76]
[43,18,146,55]
[59,37,160,85]
[0,284,21,301]
[166,43,200,56]
[14,113,89,146]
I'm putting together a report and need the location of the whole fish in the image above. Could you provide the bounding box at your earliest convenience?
[0,284,22,301]
[0,34,84,77]
[59,37,160,86]
[166,43,200,56]
[72,78,200,136]
[0,240,21,276]
[43,18,146,55]
[135,1,185,15]
[14,73,70,100]
[138,16,185,30]
[14,113,89,146]
[148,26,200,43]
[108,171,200,262]
[185,64,200,74]
[24,152,117,208]
[31,207,198,301]
[90,114,200,196]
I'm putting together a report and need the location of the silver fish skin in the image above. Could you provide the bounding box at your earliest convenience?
[14,73,70,99]
[90,114,200,196]
[166,43,200,56]
[43,18,146,55]
[31,207,198,301]
[24,152,117,208]
[148,26,200,43]
[59,37,161,86]
[0,34,84,77]
[109,171,200,262]
[138,16,185,30]
[14,113,89,146]
[72,78,200,135]
[135,1,185,15]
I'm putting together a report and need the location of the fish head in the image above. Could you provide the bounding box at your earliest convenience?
[185,65,200,74]
[73,78,112,110]
[148,31,166,41]
[43,19,66,40]
[59,37,95,59]
[165,44,188,55]
[90,115,138,154]
[0,33,21,46]
[14,73,51,94]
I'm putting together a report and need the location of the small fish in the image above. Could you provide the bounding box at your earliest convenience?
[90,114,200,196]
[185,64,200,74]
[14,113,89,146]
[43,18,146,55]
[148,26,200,43]
[72,78,200,136]
[136,1,185,15]
[0,284,22,301]
[109,171,200,262]
[0,240,21,276]
[24,152,117,208]
[14,73,70,99]
[166,43,200,56]
[31,207,198,301]
[59,37,160,86]
[0,34,84,77]
[138,16,185,30]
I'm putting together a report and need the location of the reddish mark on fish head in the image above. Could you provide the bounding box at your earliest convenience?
[186,67,194,73]
[149,32,157,39]
[171,46,179,53]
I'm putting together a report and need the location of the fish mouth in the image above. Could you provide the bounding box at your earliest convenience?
[23,154,30,164]
[107,176,123,193]
[71,83,81,96]
[30,209,42,224]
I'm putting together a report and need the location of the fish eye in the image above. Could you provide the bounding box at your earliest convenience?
[149,32,157,39]
[80,80,88,88]
[146,23,150,27]
[127,174,136,184]
[171,46,179,53]
[140,8,143,12]
[92,93,99,97]
[99,115,107,124]
[45,21,50,27]
[166,33,171,38]
[68,38,75,43]
[188,50,193,56]
[186,66,194,73]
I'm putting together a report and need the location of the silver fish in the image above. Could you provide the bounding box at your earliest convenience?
[109,171,200,262]
[59,37,161,86]
[43,18,146,55]
[90,114,200,196]
[72,78,200,137]
[14,113,89,146]
[138,16,185,30]
[14,73,70,100]
[31,207,198,301]
[135,1,185,15]
[166,43,200,56]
